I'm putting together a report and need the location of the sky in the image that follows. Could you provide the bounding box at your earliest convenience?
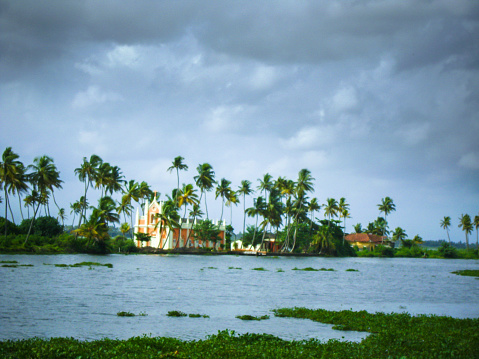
[1,0,478,242]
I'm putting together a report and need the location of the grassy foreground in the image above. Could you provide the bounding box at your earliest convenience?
[1,308,478,358]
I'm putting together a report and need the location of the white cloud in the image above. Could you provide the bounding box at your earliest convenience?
[72,86,123,108]
[106,45,140,68]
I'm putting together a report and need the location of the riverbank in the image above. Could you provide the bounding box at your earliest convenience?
[1,308,477,358]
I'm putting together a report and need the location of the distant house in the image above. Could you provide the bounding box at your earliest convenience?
[231,232,281,253]
[345,233,386,250]
[134,198,226,249]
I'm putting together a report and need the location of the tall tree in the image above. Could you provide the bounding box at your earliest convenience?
[177,183,199,247]
[458,214,473,250]
[338,197,350,241]
[25,156,63,243]
[57,208,66,227]
[323,198,339,226]
[74,155,102,225]
[257,173,273,202]
[392,227,407,243]
[245,196,266,249]
[474,215,479,250]
[120,180,140,238]
[259,188,283,251]
[97,196,120,227]
[378,197,396,237]
[167,156,188,206]
[105,165,125,197]
[194,163,215,219]
[215,178,232,222]
[0,147,27,236]
[238,180,253,239]
[225,190,239,226]
[440,216,452,243]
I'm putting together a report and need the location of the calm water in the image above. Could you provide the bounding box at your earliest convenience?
[1,254,478,341]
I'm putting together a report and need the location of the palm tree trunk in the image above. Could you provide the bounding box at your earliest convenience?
[8,199,15,224]
[24,202,41,244]
[204,193,209,219]
[4,189,9,237]
[18,195,24,221]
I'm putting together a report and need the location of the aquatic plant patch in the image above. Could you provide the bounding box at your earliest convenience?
[167,310,187,317]
[117,311,135,317]
[44,262,113,268]
[188,314,210,318]
[228,266,242,270]
[1,264,33,268]
[451,269,479,277]
[345,269,359,272]
[0,260,18,263]
[292,267,335,271]
[236,314,270,321]
[252,267,267,271]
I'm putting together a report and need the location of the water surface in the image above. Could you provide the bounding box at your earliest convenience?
[1,254,478,341]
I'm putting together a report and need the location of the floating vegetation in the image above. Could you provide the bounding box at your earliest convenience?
[236,314,270,321]
[252,267,267,271]
[44,262,113,269]
[167,310,187,317]
[188,314,210,318]
[117,311,135,317]
[1,310,478,358]
[200,266,217,271]
[276,268,285,272]
[0,260,18,264]
[228,266,242,270]
[292,267,319,271]
[1,264,33,268]
[331,324,353,331]
[138,312,148,316]
[451,269,479,277]
[346,269,359,272]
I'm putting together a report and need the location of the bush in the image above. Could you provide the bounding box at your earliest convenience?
[18,216,63,237]
[438,242,458,258]
[0,217,19,235]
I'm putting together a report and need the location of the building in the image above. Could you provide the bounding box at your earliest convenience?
[345,233,386,250]
[134,198,226,249]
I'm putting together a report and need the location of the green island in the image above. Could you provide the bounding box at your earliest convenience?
[1,308,477,358]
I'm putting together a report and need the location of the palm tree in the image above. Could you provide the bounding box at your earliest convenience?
[237,180,253,239]
[323,198,339,226]
[341,209,351,244]
[154,200,180,249]
[225,190,239,226]
[57,208,66,227]
[1,147,27,235]
[245,196,266,249]
[138,181,153,214]
[378,197,396,236]
[70,201,82,228]
[474,215,479,250]
[121,180,140,238]
[95,161,112,198]
[105,165,125,197]
[458,214,473,250]
[194,163,215,219]
[338,197,350,241]
[259,189,283,252]
[353,223,363,233]
[307,197,320,234]
[97,196,120,227]
[74,155,102,225]
[120,222,130,238]
[25,156,63,243]
[187,203,204,247]
[215,178,232,222]
[177,183,199,247]
[257,173,273,202]
[74,208,109,249]
[440,216,452,243]
[312,226,335,255]
[392,227,407,243]
[168,156,188,206]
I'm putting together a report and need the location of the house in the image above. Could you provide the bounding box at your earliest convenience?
[345,233,386,250]
[134,198,226,249]
[231,232,281,253]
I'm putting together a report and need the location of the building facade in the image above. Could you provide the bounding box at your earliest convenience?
[134,198,226,249]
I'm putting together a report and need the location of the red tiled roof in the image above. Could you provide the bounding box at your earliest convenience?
[345,233,384,243]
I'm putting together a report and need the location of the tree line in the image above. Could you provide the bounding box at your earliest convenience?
[1,147,478,254]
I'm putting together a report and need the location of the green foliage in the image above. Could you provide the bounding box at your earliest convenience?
[438,241,459,258]
[188,313,209,318]
[0,217,19,235]
[134,232,151,243]
[117,311,135,317]
[235,314,270,321]
[111,235,138,253]
[451,269,479,277]
[252,267,267,271]
[346,269,359,272]
[192,219,222,249]
[167,310,187,317]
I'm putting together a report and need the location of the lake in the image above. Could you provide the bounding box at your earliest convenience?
[1,254,478,342]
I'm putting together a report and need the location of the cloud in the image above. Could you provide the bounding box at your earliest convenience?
[72,86,123,108]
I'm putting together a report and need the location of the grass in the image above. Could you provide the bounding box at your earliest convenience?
[235,314,270,321]
[451,269,479,277]
[1,308,478,358]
